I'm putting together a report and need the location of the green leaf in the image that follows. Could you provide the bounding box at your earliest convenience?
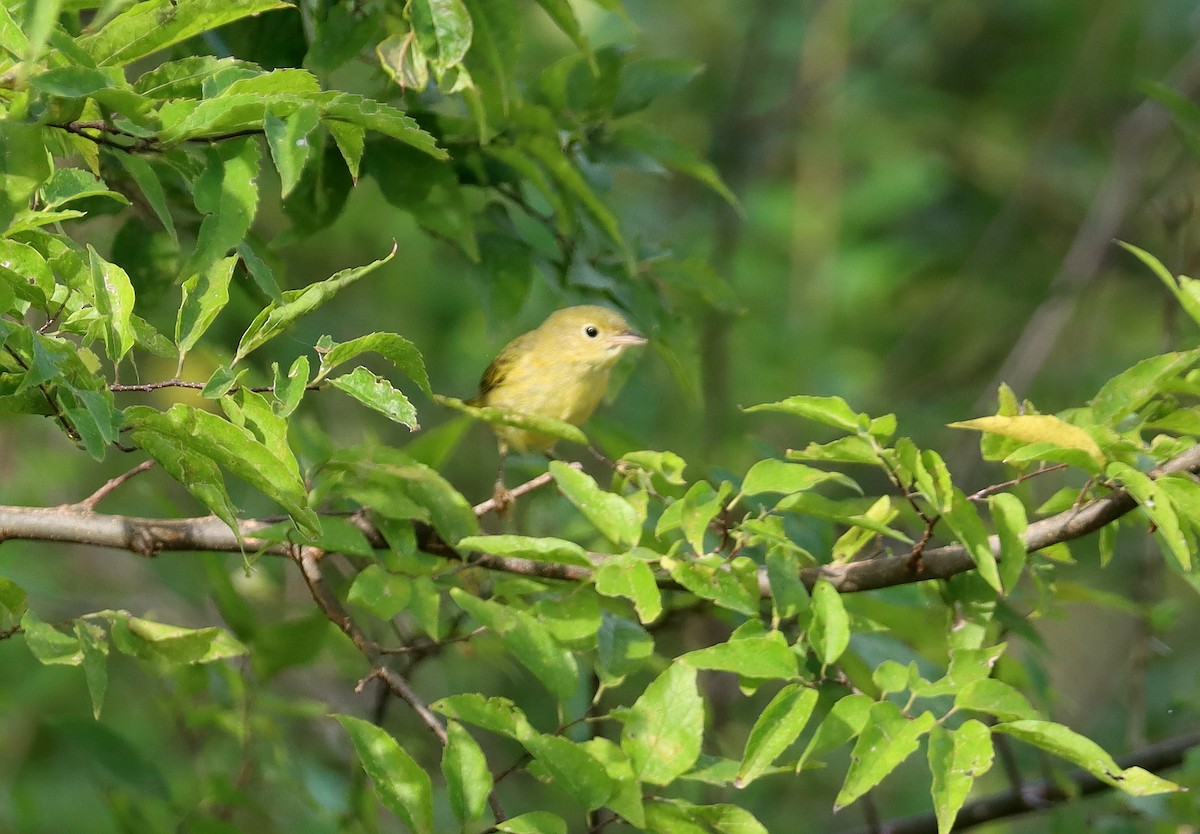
[496,812,567,834]
[74,620,109,719]
[776,492,912,543]
[0,238,54,307]
[736,685,819,788]
[116,154,176,240]
[740,458,860,498]
[21,610,83,665]
[522,732,614,810]
[347,565,412,619]
[613,123,737,206]
[80,0,291,66]
[744,394,867,433]
[40,168,130,210]
[530,0,592,67]
[835,702,936,811]
[681,632,799,679]
[990,492,1028,592]
[949,415,1103,468]
[0,577,27,632]
[1108,462,1191,571]
[766,548,809,622]
[663,555,760,616]
[943,488,1002,593]
[449,588,577,702]
[334,714,434,834]
[234,245,396,364]
[0,122,52,229]
[1091,350,1200,424]
[128,421,239,532]
[614,57,703,115]
[437,394,588,447]
[176,255,235,363]
[111,614,248,664]
[411,0,473,73]
[431,693,532,739]
[594,552,662,623]
[272,355,309,417]
[809,579,849,664]
[549,460,641,549]
[126,403,319,536]
[183,138,260,281]
[326,119,365,180]
[928,721,995,834]
[954,678,1040,721]
[442,720,493,824]
[525,136,627,265]
[265,102,320,198]
[1119,241,1200,329]
[796,693,873,771]
[87,245,136,364]
[317,331,431,396]
[329,366,419,429]
[621,663,704,785]
[994,720,1182,795]
[458,534,592,567]
[596,613,654,686]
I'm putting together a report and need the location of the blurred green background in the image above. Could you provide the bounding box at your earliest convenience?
[6,1,1200,832]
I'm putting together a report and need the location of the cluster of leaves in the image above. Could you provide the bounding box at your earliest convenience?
[3,2,1200,834]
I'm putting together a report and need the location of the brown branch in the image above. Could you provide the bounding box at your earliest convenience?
[838,731,1200,834]
[4,444,1200,596]
[72,460,157,511]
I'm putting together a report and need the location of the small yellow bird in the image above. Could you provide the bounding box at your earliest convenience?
[470,305,647,498]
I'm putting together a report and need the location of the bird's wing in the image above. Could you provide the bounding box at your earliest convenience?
[469,332,531,405]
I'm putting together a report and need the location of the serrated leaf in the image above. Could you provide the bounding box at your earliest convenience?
[928,721,994,834]
[949,415,1103,467]
[744,395,865,433]
[522,732,614,810]
[943,488,1002,593]
[836,703,936,810]
[663,555,759,615]
[1108,462,1191,571]
[954,678,1040,721]
[681,632,799,679]
[431,693,532,739]
[550,460,640,549]
[796,693,874,771]
[266,103,320,198]
[497,812,567,834]
[347,565,412,619]
[126,403,318,536]
[990,492,1028,592]
[1091,350,1200,424]
[443,720,492,824]
[329,366,419,429]
[183,138,260,281]
[594,553,662,623]
[740,458,860,498]
[317,331,431,396]
[234,245,396,364]
[176,255,235,363]
[334,714,434,834]
[21,610,82,665]
[621,663,704,785]
[994,720,1182,795]
[87,245,136,364]
[449,588,577,702]
[80,0,291,66]
[736,685,818,788]
[809,579,849,664]
[458,534,592,567]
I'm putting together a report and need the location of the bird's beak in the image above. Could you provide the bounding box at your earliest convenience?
[610,331,648,347]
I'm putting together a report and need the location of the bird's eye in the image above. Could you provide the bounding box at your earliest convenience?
[584,325,599,338]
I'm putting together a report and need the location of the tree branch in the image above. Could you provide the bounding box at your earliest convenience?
[3,444,1199,596]
[838,731,1200,834]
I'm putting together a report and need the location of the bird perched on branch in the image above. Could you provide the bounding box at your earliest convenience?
[469,305,648,504]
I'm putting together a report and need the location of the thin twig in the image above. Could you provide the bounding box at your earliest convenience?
[72,460,157,511]
[473,464,581,517]
[965,464,1069,502]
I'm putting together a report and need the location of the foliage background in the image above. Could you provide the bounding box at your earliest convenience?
[5,1,1200,833]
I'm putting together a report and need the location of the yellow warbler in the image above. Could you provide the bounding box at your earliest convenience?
[470,306,647,490]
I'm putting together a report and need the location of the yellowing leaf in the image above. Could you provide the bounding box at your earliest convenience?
[949,415,1103,465]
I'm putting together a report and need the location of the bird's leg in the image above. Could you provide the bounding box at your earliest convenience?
[492,444,513,513]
